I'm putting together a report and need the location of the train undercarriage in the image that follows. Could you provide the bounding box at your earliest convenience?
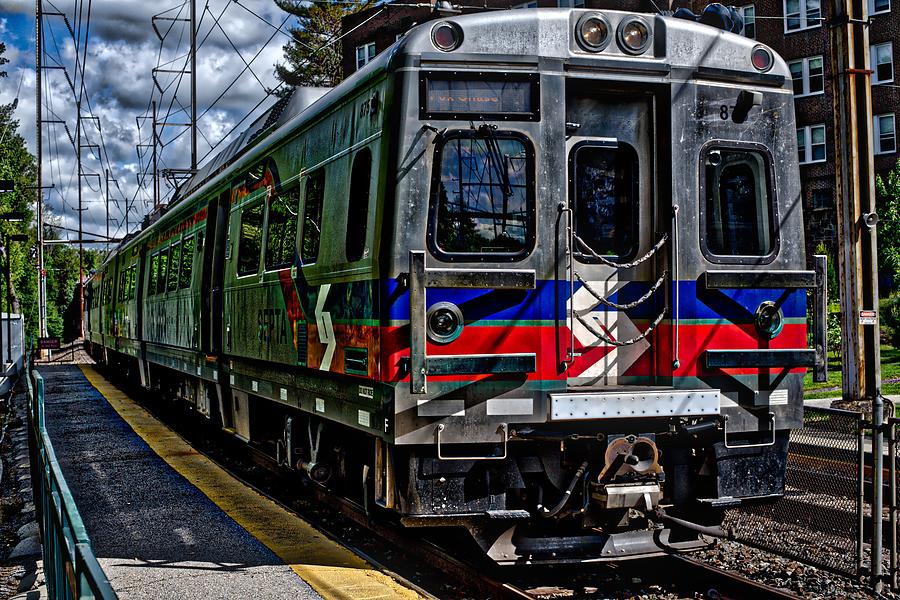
[89,344,788,565]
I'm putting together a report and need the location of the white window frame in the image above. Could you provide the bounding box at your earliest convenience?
[355,42,376,70]
[868,0,890,15]
[875,114,896,155]
[740,5,756,38]
[788,56,825,97]
[783,0,821,33]
[797,124,827,164]
[871,42,894,85]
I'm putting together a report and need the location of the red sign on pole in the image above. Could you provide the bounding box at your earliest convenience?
[38,337,60,350]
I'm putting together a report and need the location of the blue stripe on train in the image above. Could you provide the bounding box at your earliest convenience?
[380,279,807,322]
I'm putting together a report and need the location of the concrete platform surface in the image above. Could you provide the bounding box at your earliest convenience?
[37,365,422,600]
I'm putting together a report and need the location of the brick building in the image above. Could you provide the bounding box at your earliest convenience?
[340,0,900,254]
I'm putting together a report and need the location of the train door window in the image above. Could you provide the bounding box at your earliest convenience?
[265,189,298,270]
[149,253,159,295]
[157,248,169,295]
[346,148,372,263]
[301,171,325,265]
[180,236,195,288]
[129,265,136,300]
[238,201,264,276]
[429,131,535,261]
[168,243,182,292]
[569,142,639,261]
[702,146,776,260]
[118,269,127,302]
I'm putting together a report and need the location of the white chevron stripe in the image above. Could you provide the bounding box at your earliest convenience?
[315,284,335,371]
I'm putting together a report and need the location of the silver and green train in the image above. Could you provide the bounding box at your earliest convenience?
[85,8,826,563]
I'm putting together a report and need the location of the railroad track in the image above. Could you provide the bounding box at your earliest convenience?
[106,369,800,600]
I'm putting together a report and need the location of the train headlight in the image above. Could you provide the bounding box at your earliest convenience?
[576,14,611,52]
[427,302,464,344]
[617,17,651,55]
[751,45,774,72]
[755,301,784,339]
[432,22,463,52]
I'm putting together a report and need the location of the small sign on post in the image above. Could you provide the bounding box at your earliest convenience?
[859,310,878,326]
[38,337,61,350]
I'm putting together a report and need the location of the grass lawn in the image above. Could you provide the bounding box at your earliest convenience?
[803,344,900,399]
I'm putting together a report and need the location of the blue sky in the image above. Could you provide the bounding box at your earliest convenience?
[1,1,292,241]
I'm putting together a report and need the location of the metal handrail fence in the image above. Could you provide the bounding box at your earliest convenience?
[25,355,118,599]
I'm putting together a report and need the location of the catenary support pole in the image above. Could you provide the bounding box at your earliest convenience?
[829,0,883,589]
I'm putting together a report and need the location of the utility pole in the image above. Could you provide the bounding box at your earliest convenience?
[829,0,882,590]
[35,0,47,342]
[76,99,84,338]
[105,168,109,253]
[152,100,159,208]
[190,0,197,173]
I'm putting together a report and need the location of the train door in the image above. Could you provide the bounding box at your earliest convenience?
[203,190,229,355]
[560,91,670,388]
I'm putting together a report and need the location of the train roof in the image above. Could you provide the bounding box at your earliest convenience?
[104,7,790,269]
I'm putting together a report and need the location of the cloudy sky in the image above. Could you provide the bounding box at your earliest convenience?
[0,0,294,242]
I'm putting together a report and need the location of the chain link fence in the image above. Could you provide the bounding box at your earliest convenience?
[724,406,865,577]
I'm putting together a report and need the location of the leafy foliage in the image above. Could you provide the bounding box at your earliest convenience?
[274,0,372,88]
[876,160,900,286]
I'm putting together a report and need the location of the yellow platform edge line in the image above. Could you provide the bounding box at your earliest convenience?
[77,365,424,600]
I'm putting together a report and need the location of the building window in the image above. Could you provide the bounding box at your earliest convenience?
[869,0,890,14]
[356,42,376,70]
[741,5,756,38]
[875,114,896,154]
[872,42,894,85]
[810,188,833,210]
[797,124,827,164]
[788,56,825,96]
[784,0,821,32]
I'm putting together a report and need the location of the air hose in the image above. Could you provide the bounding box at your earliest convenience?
[537,461,589,518]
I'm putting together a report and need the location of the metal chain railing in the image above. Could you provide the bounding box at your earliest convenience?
[575,270,667,311]
[574,306,667,347]
[573,232,668,269]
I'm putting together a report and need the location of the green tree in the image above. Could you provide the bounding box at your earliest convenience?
[274,0,372,88]
[876,160,900,286]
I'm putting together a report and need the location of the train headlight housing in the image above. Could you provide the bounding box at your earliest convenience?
[755,301,784,339]
[427,302,464,344]
[432,22,463,52]
[576,14,611,52]
[617,17,651,55]
[751,45,774,72]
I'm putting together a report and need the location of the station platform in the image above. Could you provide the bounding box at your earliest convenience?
[36,364,422,600]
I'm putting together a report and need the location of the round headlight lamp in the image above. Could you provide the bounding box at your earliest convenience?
[617,17,651,55]
[427,302,464,344]
[432,22,463,52]
[576,14,612,52]
[755,301,784,339]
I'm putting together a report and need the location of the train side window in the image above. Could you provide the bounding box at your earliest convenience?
[346,148,372,263]
[149,254,159,295]
[167,242,182,292]
[238,201,264,276]
[265,189,298,270]
[157,249,169,295]
[129,265,136,300]
[703,146,776,259]
[180,236,195,288]
[301,171,325,265]
[570,142,639,261]
[429,131,535,261]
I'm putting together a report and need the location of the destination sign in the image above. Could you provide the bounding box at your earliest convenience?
[423,77,537,120]
[38,337,61,350]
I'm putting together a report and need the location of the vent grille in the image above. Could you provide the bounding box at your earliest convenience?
[296,322,307,366]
